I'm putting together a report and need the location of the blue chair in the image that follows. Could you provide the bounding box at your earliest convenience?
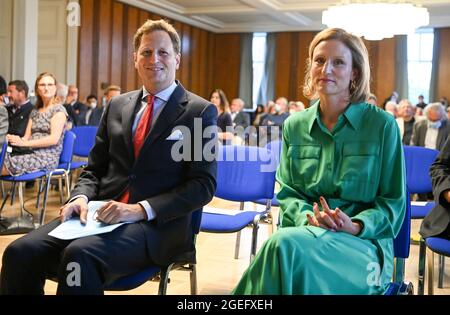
[0,131,76,226]
[403,146,443,294]
[69,126,98,171]
[253,140,282,208]
[200,145,276,263]
[403,146,439,219]
[385,191,414,295]
[103,209,202,294]
[418,236,450,295]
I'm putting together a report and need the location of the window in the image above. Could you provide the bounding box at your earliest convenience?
[252,33,266,108]
[407,29,434,104]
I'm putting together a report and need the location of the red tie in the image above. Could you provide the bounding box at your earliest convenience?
[118,94,155,203]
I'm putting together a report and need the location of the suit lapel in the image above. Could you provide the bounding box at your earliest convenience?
[138,83,187,157]
[122,90,143,161]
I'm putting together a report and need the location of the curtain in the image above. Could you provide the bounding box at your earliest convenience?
[257,32,276,106]
[238,33,253,109]
[429,28,440,103]
[395,35,409,101]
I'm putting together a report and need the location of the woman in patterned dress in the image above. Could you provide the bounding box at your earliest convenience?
[1,72,68,176]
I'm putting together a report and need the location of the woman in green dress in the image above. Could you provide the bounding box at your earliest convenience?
[233,28,406,295]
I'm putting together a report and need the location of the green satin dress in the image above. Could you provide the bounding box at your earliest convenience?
[233,102,406,294]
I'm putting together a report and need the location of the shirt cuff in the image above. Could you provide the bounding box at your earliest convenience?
[139,200,156,221]
[68,195,89,204]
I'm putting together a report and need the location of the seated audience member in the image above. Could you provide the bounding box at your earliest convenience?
[420,137,450,240]
[66,85,86,118]
[0,76,8,143]
[79,95,103,126]
[210,88,233,144]
[396,99,416,145]
[252,104,266,127]
[233,28,405,294]
[0,75,7,105]
[102,85,121,110]
[416,94,427,110]
[0,19,216,295]
[56,83,73,130]
[288,101,305,114]
[410,102,450,151]
[382,91,399,109]
[260,97,290,143]
[367,93,378,106]
[384,101,398,117]
[230,98,250,130]
[1,72,68,176]
[440,96,449,109]
[6,80,34,137]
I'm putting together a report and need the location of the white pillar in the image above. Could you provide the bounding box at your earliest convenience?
[12,0,38,92]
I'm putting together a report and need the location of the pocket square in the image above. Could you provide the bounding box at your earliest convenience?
[166,129,183,140]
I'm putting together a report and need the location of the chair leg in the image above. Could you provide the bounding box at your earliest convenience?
[418,237,426,295]
[10,182,16,205]
[190,264,197,295]
[234,231,242,259]
[58,177,64,204]
[39,176,52,226]
[65,173,71,200]
[158,264,175,295]
[35,178,43,210]
[250,217,260,263]
[427,248,434,295]
[438,255,445,288]
[18,182,25,216]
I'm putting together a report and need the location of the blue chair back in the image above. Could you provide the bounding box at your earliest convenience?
[216,145,276,202]
[0,141,7,169]
[58,130,76,169]
[265,140,282,165]
[403,146,439,194]
[393,191,411,259]
[71,126,98,157]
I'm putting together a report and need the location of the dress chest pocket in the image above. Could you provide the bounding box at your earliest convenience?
[287,144,321,187]
[340,142,380,201]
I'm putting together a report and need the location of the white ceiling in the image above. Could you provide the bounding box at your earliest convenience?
[121,0,450,33]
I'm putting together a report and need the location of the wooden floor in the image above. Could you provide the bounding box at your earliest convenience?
[0,183,448,295]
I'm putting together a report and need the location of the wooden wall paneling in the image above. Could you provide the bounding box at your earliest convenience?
[172,21,183,82]
[136,10,151,88]
[110,1,123,91]
[437,28,450,100]
[78,0,94,101]
[364,40,380,103]
[275,32,292,100]
[213,34,240,101]
[374,38,396,105]
[198,29,208,98]
[124,6,138,92]
[96,0,112,99]
[180,24,191,89]
[206,32,215,100]
[295,32,315,105]
[190,27,201,96]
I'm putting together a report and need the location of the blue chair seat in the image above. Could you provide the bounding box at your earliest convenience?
[411,202,434,219]
[426,237,450,256]
[201,211,262,233]
[1,171,48,182]
[70,160,87,170]
[105,266,160,290]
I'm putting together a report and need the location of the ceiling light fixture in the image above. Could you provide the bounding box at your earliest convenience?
[322,1,429,40]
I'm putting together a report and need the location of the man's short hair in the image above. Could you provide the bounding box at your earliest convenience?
[105,85,121,95]
[8,80,29,97]
[0,76,6,95]
[133,19,180,55]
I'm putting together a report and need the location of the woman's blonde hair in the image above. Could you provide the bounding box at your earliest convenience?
[303,28,370,104]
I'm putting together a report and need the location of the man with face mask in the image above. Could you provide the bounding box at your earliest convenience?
[78,95,103,126]
[410,102,450,151]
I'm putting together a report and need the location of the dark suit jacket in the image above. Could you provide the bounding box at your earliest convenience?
[410,119,450,151]
[64,103,78,126]
[6,101,34,136]
[420,137,450,238]
[233,111,250,130]
[70,83,218,265]
[78,107,103,126]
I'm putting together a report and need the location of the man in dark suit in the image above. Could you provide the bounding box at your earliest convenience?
[420,137,450,239]
[410,102,450,151]
[0,19,217,294]
[78,95,103,126]
[5,80,34,137]
[65,85,86,125]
